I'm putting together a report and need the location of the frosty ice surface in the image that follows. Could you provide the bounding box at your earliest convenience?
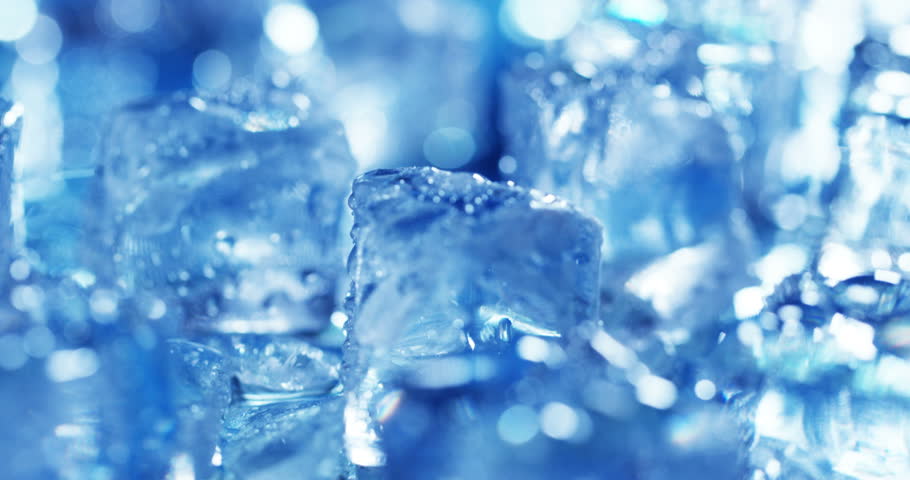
[94,84,357,334]
[343,167,602,466]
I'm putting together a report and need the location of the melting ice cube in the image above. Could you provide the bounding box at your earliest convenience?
[343,166,602,466]
[93,83,357,334]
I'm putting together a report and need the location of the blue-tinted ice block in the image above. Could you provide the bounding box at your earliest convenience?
[821,115,910,278]
[93,84,357,334]
[730,270,910,478]
[502,59,755,340]
[344,167,602,466]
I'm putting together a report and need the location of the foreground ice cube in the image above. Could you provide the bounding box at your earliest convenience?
[93,84,356,334]
[344,167,602,466]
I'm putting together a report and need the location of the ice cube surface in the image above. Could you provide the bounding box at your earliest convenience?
[94,84,357,334]
[343,166,603,466]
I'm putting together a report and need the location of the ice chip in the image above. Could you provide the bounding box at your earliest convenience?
[344,166,603,466]
[93,84,357,334]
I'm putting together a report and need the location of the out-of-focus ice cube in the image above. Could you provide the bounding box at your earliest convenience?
[343,167,602,466]
[822,116,910,278]
[502,58,755,341]
[730,269,910,478]
[93,83,357,334]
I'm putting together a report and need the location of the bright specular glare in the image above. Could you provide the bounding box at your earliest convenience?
[264,3,319,55]
[607,0,668,26]
[15,16,63,65]
[0,0,38,41]
[502,0,585,42]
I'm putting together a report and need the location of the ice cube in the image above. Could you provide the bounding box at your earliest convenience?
[93,83,357,334]
[825,115,910,274]
[727,268,910,478]
[344,167,603,466]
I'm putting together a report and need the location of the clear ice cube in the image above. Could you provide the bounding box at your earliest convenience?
[343,166,603,466]
[730,269,910,478]
[93,83,357,334]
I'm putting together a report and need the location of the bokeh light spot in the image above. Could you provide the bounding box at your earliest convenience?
[15,15,62,65]
[423,127,476,169]
[110,0,160,33]
[502,0,584,42]
[265,3,319,55]
[193,49,232,91]
[0,0,38,41]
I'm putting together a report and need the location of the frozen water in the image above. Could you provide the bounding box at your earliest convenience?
[727,268,910,479]
[166,333,344,478]
[93,83,357,334]
[166,333,344,477]
[502,57,755,340]
[823,116,910,278]
[344,166,602,466]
